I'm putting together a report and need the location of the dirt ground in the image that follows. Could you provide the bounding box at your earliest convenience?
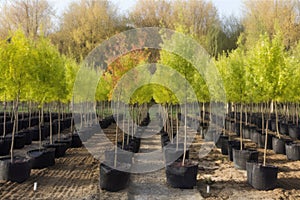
[1,124,300,200]
[192,133,300,200]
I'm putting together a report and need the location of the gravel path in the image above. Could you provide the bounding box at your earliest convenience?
[128,131,203,200]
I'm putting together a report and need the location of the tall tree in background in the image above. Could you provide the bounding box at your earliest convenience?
[0,0,55,39]
[207,15,243,58]
[51,0,124,62]
[130,0,172,28]
[242,0,300,49]
[130,0,242,57]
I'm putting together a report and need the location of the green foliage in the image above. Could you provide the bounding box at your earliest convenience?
[216,28,291,104]
[65,57,80,102]
[30,36,67,105]
[0,30,35,102]
[0,29,77,106]
[283,42,300,103]
[95,72,112,102]
[246,31,287,102]
[216,46,247,103]
[159,25,211,104]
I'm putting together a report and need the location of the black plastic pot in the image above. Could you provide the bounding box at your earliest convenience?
[19,130,33,145]
[230,120,235,132]
[71,133,83,148]
[258,133,273,149]
[232,149,259,170]
[117,141,131,151]
[100,117,113,129]
[251,130,260,144]
[166,160,198,189]
[52,120,58,135]
[42,124,50,138]
[29,126,44,141]
[43,143,68,158]
[221,138,229,155]
[272,137,287,155]
[0,156,31,183]
[288,125,300,140]
[279,122,289,135]
[64,118,72,129]
[163,143,190,165]
[225,118,231,131]
[104,149,133,164]
[285,142,300,161]
[255,116,262,129]
[215,135,228,149]
[235,122,242,136]
[5,133,26,149]
[128,140,140,153]
[243,125,251,139]
[54,138,72,149]
[246,161,278,190]
[0,137,11,156]
[270,119,277,132]
[26,148,55,169]
[15,133,26,149]
[246,161,255,185]
[100,162,131,192]
[4,121,13,134]
[30,117,39,127]
[227,140,244,161]
[18,119,28,130]
[161,133,170,147]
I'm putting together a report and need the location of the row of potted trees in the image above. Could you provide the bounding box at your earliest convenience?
[0,109,82,183]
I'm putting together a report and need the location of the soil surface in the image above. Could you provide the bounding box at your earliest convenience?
[1,123,300,199]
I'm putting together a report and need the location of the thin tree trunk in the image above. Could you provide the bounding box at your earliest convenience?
[10,103,13,123]
[114,98,120,168]
[176,105,179,150]
[261,103,265,134]
[38,106,43,149]
[71,97,74,134]
[287,103,290,123]
[245,104,248,125]
[58,102,61,141]
[10,95,19,162]
[3,94,6,137]
[171,105,173,144]
[182,74,188,166]
[297,103,299,127]
[240,104,243,151]
[131,105,134,138]
[275,102,280,138]
[202,102,205,124]
[234,103,237,124]
[263,102,271,166]
[182,102,187,166]
[50,108,53,144]
[127,107,130,145]
[29,101,32,128]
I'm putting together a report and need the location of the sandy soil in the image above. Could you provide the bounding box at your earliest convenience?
[192,133,300,200]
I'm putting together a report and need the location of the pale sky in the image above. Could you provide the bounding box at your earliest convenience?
[49,0,243,18]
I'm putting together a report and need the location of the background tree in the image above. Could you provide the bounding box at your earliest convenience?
[50,0,124,62]
[0,0,55,39]
[0,30,35,160]
[129,0,172,28]
[242,0,300,49]
[130,0,241,58]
